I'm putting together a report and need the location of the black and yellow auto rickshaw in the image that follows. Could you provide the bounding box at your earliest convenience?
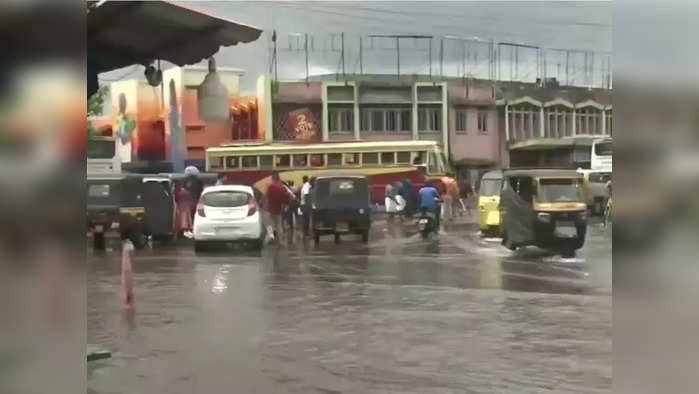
[311,174,371,245]
[500,169,588,256]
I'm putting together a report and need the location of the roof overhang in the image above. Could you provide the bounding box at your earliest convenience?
[87,0,262,96]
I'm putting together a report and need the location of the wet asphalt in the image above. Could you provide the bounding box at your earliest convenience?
[88,218,611,394]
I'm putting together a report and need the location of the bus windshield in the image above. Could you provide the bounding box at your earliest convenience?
[594,141,612,156]
[88,139,116,159]
[537,178,583,203]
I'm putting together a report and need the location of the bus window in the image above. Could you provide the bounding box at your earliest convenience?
[293,154,308,167]
[275,155,290,168]
[210,156,223,170]
[260,155,274,169]
[362,153,378,165]
[241,156,258,169]
[310,154,325,167]
[225,156,239,169]
[396,151,411,164]
[380,152,395,165]
[327,153,342,167]
[344,153,360,166]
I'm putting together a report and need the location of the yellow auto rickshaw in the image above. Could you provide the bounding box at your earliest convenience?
[500,169,588,256]
[477,170,503,236]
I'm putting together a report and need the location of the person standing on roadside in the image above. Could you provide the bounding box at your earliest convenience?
[458,179,473,216]
[266,172,290,242]
[300,175,312,236]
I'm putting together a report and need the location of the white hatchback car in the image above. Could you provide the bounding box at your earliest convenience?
[193,185,265,251]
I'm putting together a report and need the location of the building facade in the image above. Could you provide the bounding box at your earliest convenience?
[496,81,612,169]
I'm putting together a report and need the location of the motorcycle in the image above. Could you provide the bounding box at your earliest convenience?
[417,210,438,239]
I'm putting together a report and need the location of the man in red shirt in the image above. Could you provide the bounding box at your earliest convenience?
[266,172,290,242]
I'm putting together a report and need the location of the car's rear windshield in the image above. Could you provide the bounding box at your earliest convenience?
[203,191,251,207]
[538,178,583,203]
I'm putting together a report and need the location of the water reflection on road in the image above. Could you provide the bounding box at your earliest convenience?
[88,221,611,394]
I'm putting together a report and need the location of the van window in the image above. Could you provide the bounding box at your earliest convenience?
[275,155,290,168]
[225,156,239,169]
[241,156,257,169]
[380,152,395,165]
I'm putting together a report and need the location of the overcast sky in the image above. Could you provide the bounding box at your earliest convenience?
[100,1,612,94]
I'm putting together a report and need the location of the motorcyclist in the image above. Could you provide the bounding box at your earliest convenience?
[418,180,441,233]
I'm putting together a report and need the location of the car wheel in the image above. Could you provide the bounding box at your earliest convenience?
[252,238,264,250]
[93,231,106,250]
[361,230,369,243]
[194,241,208,253]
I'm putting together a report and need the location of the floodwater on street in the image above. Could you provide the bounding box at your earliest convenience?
[88,219,612,394]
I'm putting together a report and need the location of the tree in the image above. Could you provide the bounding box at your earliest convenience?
[87,85,109,141]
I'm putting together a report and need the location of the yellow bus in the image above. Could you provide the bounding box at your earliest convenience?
[205,140,450,202]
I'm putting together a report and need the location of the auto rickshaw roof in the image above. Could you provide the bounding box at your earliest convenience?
[481,170,503,179]
[503,168,583,179]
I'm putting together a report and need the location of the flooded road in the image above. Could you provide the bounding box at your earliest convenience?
[88,220,611,394]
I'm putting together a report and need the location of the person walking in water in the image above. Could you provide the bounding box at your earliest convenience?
[120,225,136,309]
[266,172,290,242]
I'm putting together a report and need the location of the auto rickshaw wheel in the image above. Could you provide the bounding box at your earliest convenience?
[313,234,320,246]
[194,241,208,253]
[93,232,106,250]
[334,233,341,244]
[361,230,369,243]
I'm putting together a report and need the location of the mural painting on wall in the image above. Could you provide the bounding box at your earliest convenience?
[287,108,318,141]
[114,93,136,163]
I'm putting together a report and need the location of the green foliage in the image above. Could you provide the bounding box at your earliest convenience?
[88,85,109,117]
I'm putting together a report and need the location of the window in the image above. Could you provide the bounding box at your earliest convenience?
[509,104,539,141]
[362,152,378,165]
[344,153,360,166]
[241,156,258,169]
[396,151,411,164]
[329,107,353,133]
[310,154,325,167]
[225,156,239,169]
[371,110,384,131]
[380,152,395,165]
[576,107,602,135]
[418,107,441,132]
[477,111,488,133]
[385,111,398,132]
[428,152,439,174]
[275,154,290,168]
[293,154,308,167]
[260,155,274,169]
[87,139,116,159]
[455,110,467,133]
[210,156,223,169]
[538,178,583,203]
[327,153,342,166]
[361,108,411,133]
[605,110,612,136]
[545,106,573,138]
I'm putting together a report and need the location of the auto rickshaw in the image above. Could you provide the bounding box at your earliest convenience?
[311,174,371,245]
[477,170,503,236]
[500,169,587,256]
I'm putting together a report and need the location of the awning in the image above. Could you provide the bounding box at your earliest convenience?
[87,0,262,96]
